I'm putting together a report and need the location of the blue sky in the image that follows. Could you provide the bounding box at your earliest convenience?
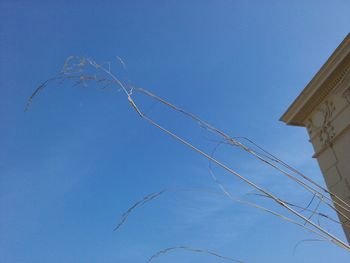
[1,1,350,262]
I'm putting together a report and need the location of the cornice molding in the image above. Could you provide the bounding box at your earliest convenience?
[281,34,350,126]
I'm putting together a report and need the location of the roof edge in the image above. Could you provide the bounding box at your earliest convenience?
[281,33,350,126]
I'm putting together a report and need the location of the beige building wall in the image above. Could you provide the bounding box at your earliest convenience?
[281,34,350,243]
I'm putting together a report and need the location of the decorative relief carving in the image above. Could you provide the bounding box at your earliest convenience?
[306,118,314,136]
[307,99,337,145]
[319,100,336,145]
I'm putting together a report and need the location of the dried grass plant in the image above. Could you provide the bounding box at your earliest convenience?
[27,56,350,261]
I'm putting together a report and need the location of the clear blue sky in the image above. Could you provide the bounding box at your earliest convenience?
[1,1,350,262]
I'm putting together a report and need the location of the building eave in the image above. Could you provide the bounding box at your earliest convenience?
[280,33,350,127]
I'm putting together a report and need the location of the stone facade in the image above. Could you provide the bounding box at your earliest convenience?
[281,34,350,243]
